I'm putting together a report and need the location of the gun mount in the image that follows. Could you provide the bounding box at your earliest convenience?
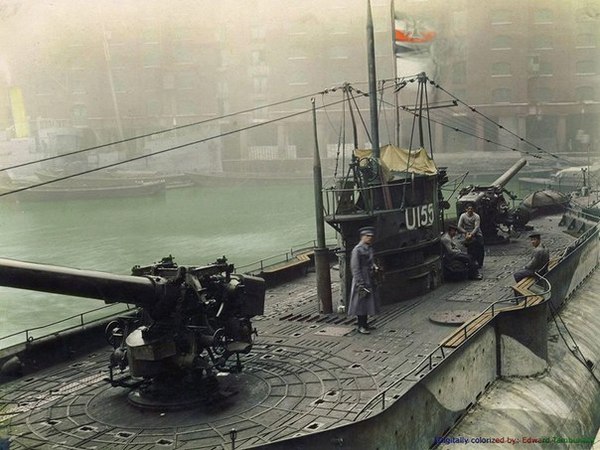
[456,158,529,244]
[0,255,265,409]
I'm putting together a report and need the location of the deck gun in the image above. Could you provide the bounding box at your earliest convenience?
[0,255,265,407]
[456,158,529,244]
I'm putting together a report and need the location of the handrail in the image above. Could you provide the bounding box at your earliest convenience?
[355,275,553,419]
[356,218,599,419]
[565,205,600,222]
[354,255,566,420]
[0,303,136,348]
[0,238,338,348]
[236,238,337,273]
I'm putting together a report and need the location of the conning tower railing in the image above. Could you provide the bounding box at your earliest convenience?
[323,178,416,220]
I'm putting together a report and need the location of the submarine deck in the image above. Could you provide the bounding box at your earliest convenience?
[0,214,577,449]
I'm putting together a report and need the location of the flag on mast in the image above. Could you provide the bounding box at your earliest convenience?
[394,14,436,56]
[392,10,437,77]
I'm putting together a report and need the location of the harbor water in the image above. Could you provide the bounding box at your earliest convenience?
[0,175,523,348]
[0,183,330,347]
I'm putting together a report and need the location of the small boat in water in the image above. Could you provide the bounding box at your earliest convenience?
[35,169,193,190]
[0,178,166,201]
[519,164,599,195]
[185,170,316,187]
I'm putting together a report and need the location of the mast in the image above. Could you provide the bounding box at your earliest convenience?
[101,23,125,147]
[312,98,333,314]
[367,0,380,160]
[390,0,400,147]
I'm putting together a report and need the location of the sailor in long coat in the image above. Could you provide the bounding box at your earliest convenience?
[348,226,380,334]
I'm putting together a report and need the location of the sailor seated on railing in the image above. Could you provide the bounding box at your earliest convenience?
[440,224,482,281]
[513,233,550,283]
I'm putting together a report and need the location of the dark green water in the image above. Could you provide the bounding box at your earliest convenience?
[0,183,329,346]
[0,176,523,347]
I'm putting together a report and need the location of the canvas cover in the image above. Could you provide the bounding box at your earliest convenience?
[354,145,438,179]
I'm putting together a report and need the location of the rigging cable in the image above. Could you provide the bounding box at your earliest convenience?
[548,300,600,386]
[424,76,434,158]
[0,95,354,198]
[379,96,562,163]
[378,80,392,145]
[345,84,360,150]
[1,78,401,197]
[428,76,577,166]
[0,90,330,173]
[349,87,372,145]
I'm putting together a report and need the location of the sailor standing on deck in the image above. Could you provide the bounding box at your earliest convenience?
[457,203,485,269]
[348,227,380,335]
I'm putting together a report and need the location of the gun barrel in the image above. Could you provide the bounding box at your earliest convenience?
[491,158,527,189]
[0,258,161,306]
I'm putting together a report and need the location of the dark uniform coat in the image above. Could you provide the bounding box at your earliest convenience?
[524,244,550,272]
[348,241,380,316]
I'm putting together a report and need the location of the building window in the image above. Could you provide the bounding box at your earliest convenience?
[36,80,54,96]
[176,92,198,115]
[453,89,467,101]
[146,99,162,115]
[492,88,511,103]
[251,50,265,65]
[491,35,512,49]
[576,8,596,22]
[330,25,349,35]
[576,60,596,74]
[176,70,197,90]
[533,9,553,23]
[532,34,552,50]
[253,76,268,94]
[491,62,511,76]
[289,67,308,86]
[288,17,308,36]
[107,44,128,68]
[141,23,160,43]
[576,33,596,48]
[219,49,232,68]
[452,61,466,84]
[491,9,511,24]
[173,41,194,64]
[328,45,349,59]
[252,107,268,122]
[533,87,552,102]
[452,11,467,34]
[251,25,266,40]
[71,104,87,119]
[217,82,228,99]
[173,26,194,41]
[575,86,596,101]
[539,61,553,76]
[452,38,467,59]
[218,98,229,116]
[112,68,128,93]
[143,44,161,67]
[69,70,86,94]
[328,66,347,86]
[142,68,161,91]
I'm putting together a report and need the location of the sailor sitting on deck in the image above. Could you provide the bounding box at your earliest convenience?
[441,224,482,281]
[513,233,550,282]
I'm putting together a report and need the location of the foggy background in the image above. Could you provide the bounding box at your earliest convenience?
[0,0,598,180]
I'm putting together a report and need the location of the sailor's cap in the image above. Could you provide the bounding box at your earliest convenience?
[528,232,541,239]
[359,226,375,236]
